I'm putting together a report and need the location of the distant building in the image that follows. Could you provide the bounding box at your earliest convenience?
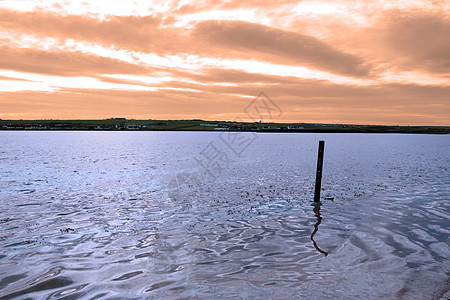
[25,124,47,130]
[147,122,168,126]
[126,124,142,130]
[200,123,218,127]
[263,126,280,130]
[95,125,115,130]
[52,124,74,130]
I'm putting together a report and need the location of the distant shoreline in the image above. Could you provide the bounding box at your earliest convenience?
[1,119,449,134]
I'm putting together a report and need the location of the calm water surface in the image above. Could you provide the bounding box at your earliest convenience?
[0,131,449,299]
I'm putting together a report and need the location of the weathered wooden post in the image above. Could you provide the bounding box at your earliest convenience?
[314,140,325,203]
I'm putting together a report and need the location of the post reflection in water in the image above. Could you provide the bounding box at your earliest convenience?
[310,203,329,256]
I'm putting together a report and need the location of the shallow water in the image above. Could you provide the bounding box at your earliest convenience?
[0,131,449,299]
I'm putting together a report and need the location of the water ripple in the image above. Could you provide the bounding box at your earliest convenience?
[0,132,448,299]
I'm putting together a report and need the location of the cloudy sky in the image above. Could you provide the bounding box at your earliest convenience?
[0,0,449,125]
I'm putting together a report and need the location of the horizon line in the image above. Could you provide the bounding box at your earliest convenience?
[1,118,449,127]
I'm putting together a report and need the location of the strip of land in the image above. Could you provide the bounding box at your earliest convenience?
[0,119,448,134]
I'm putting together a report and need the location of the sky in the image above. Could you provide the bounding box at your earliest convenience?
[0,0,449,125]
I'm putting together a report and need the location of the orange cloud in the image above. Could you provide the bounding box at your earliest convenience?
[382,11,450,74]
[0,46,154,76]
[0,9,178,53]
[0,1,449,126]
[192,20,370,77]
[2,73,448,125]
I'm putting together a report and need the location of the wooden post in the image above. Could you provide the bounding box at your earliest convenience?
[314,140,325,203]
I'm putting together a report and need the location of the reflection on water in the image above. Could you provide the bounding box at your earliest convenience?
[0,131,449,299]
[311,203,328,257]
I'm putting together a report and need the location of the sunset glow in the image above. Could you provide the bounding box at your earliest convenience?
[0,0,449,125]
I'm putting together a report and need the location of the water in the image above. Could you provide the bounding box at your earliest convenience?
[0,131,449,299]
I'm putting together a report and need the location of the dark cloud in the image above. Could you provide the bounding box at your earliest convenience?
[193,20,370,77]
[383,12,450,73]
[0,9,182,53]
[0,46,153,76]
